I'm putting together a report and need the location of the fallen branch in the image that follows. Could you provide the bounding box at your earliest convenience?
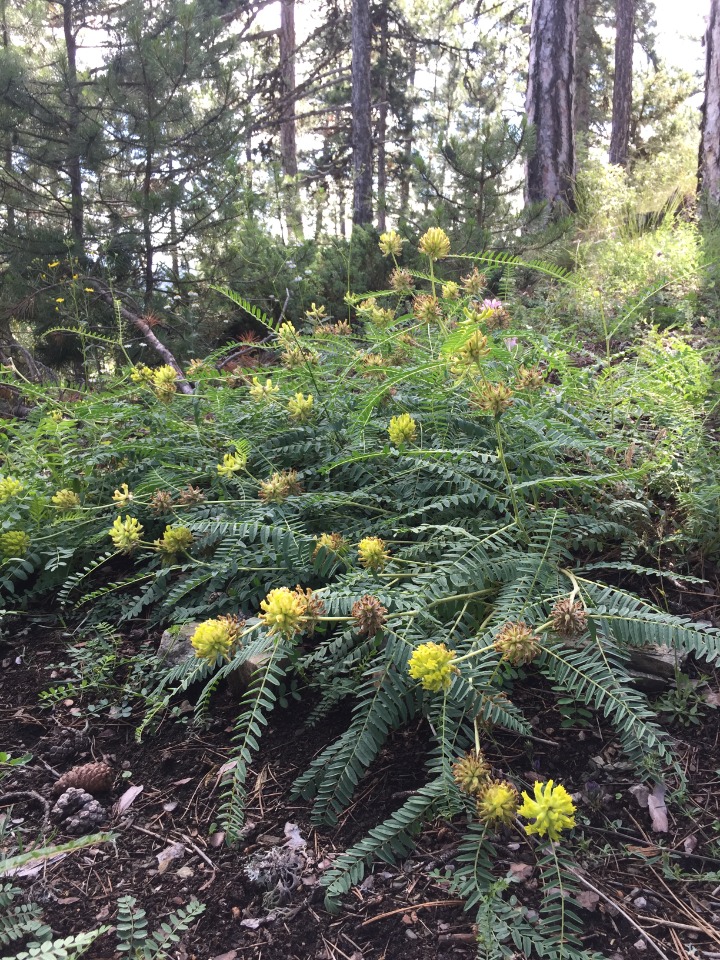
[88,281,193,395]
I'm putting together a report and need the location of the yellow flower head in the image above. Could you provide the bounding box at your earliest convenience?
[0,477,24,502]
[389,267,414,294]
[112,483,134,507]
[305,302,327,322]
[518,780,576,841]
[477,779,520,826]
[313,532,350,560]
[191,617,241,662]
[84,287,94,293]
[453,751,491,796]
[413,294,442,324]
[516,366,545,391]
[48,261,60,268]
[494,621,541,666]
[408,641,455,692]
[388,413,417,447]
[217,451,248,477]
[441,281,460,301]
[50,410,64,422]
[287,392,315,424]
[258,469,302,504]
[0,530,30,559]
[260,586,308,639]
[109,515,143,553]
[357,536,389,572]
[379,230,403,257]
[249,377,280,402]
[154,525,194,559]
[456,331,490,366]
[130,363,155,384]
[277,321,298,345]
[152,365,178,402]
[475,382,513,416]
[461,267,487,296]
[55,298,65,304]
[419,227,451,261]
[52,488,80,511]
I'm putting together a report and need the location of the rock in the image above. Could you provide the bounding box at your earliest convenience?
[627,645,686,679]
[157,622,201,668]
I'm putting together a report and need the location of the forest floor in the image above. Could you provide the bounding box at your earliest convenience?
[2,621,720,960]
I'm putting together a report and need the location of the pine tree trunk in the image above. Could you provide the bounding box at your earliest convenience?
[700,0,720,207]
[62,0,85,255]
[279,0,303,240]
[351,0,373,226]
[376,3,388,233]
[609,0,635,166]
[525,0,579,211]
[1,0,14,232]
[398,41,416,226]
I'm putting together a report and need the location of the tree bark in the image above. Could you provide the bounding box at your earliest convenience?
[609,0,635,166]
[376,2,388,232]
[700,0,720,207]
[398,40,416,226]
[525,0,579,212]
[351,0,373,226]
[279,0,304,240]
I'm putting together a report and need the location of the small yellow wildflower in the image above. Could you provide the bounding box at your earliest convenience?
[418,227,451,261]
[456,331,490,366]
[48,261,60,268]
[84,287,94,293]
[112,483,134,507]
[260,586,308,638]
[475,382,513,416]
[313,532,350,559]
[217,451,248,477]
[154,525,194,559]
[388,413,417,446]
[518,780,576,841]
[55,298,65,304]
[441,281,460,300]
[130,364,154,384]
[0,530,30,559]
[494,622,541,666]
[52,489,80,511]
[408,641,456,692]
[453,751,491,796]
[476,780,520,826]
[379,230,403,257]
[108,515,143,553]
[277,321,298,344]
[0,477,24,502]
[152,365,178,402]
[357,536,389,572]
[259,470,302,504]
[249,377,280,402]
[412,294,442,324]
[305,302,327,322]
[50,410,64,422]
[287,392,314,424]
[191,617,241,662]
[389,267,414,294]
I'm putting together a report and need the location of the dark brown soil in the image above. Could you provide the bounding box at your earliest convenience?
[2,624,720,960]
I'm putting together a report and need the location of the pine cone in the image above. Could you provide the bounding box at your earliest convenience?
[52,761,114,797]
[42,729,89,764]
[52,788,106,835]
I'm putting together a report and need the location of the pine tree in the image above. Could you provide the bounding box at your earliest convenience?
[609,0,635,165]
[700,0,720,206]
[525,0,580,212]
